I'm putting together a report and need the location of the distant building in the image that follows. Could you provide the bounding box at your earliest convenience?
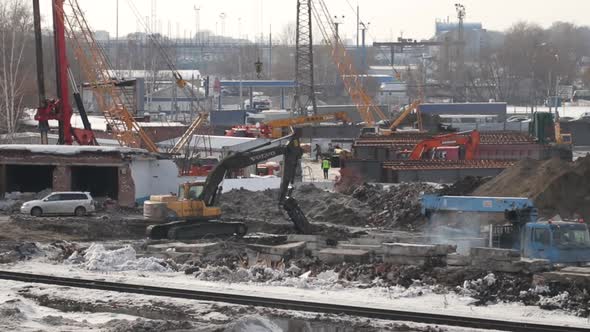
[94,30,110,41]
[377,81,408,107]
[434,21,486,61]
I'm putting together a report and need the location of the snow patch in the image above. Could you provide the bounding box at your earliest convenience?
[225,315,282,332]
[75,244,170,272]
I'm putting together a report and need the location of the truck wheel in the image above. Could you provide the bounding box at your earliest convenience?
[31,207,42,217]
[74,206,86,217]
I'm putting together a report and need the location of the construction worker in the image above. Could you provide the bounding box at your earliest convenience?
[321,157,331,180]
[313,144,322,162]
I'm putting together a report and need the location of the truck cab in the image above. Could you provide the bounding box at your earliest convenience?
[521,221,590,264]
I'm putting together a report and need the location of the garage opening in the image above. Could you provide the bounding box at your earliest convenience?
[71,166,118,199]
[5,165,54,193]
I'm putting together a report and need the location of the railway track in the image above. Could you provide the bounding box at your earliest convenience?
[0,270,587,332]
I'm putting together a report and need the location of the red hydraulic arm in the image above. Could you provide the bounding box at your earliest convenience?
[409,130,480,160]
[34,0,95,146]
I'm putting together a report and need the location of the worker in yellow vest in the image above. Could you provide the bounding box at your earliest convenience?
[321,157,331,180]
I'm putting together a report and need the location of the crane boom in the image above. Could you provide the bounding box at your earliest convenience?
[58,0,159,152]
[389,100,421,130]
[126,0,208,155]
[310,0,387,125]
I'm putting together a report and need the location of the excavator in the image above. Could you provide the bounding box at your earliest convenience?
[144,132,311,240]
[405,130,480,160]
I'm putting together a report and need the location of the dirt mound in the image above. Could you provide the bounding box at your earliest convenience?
[219,183,438,231]
[473,156,590,219]
[438,176,491,196]
[219,184,372,227]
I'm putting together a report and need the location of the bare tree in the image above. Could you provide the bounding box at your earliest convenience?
[0,0,32,135]
[279,21,296,46]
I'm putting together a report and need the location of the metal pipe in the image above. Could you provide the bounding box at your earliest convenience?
[33,0,49,144]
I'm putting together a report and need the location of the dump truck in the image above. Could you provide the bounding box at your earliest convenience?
[420,194,590,264]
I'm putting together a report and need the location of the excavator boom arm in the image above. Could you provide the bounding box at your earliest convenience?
[197,133,310,233]
[409,130,480,160]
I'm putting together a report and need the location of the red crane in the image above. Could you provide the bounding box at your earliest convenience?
[33,0,95,146]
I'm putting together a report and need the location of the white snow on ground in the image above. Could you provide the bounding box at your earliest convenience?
[0,280,146,331]
[70,243,170,272]
[2,259,589,330]
[0,271,496,332]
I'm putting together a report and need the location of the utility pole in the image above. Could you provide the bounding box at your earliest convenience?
[194,5,200,44]
[360,22,370,73]
[356,5,360,49]
[292,0,317,115]
[455,3,466,102]
[269,25,273,79]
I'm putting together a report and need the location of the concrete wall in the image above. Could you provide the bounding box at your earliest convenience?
[340,159,383,182]
[130,159,180,203]
[478,144,544,160]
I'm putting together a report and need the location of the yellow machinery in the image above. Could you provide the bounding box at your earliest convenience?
[389,100,423,131]
[265,112,351,138]
[144,133,311,239]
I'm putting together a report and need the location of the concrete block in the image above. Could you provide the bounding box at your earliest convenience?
[447,253,471,266]
[542,267,590,288]
[350,237,384,245]
[287,234,326,243]
[173,242,220,254]
[382,243,449,257]
[247,241,306,258]
[383,256,427,265]
[486,261,523,273]
[470,247,520,261]
[318,248,369,264]
[519,259,551,273]
[338,243,383,254]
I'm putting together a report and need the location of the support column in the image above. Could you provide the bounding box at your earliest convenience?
[118,165,136,207]
[52,165,71,191]
[280,88,285,109]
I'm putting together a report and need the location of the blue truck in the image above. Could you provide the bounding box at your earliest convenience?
[420,194,590,264]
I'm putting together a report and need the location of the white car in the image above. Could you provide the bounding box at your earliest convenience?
[20,192,95,217]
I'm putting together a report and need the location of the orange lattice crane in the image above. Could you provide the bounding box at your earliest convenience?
[57,0,159,152]
[310,0,387,126]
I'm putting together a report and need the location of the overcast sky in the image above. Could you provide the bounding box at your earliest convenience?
[39,0,590,43]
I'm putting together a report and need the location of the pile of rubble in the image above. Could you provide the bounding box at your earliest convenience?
[219,184,372,227]
[352,183,438,230]
[219,182,439,230]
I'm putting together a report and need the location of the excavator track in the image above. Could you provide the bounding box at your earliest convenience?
[147,220,247,240]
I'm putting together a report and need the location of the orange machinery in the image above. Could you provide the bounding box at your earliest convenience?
[407,130,480,160]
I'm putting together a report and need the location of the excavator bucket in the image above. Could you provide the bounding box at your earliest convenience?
[282,197,312,234]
